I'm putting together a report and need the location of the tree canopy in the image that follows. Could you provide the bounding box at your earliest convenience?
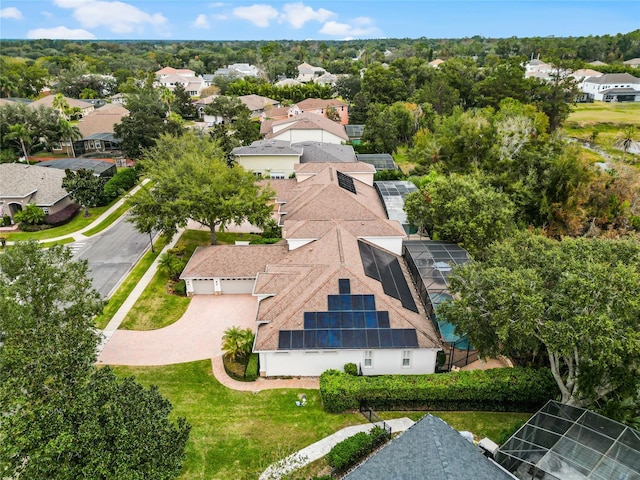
[0,241,190,479]
[438,232,640,407]
[129,131,274,245]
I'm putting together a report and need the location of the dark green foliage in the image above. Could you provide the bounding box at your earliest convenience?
[344,363,358,376]
[13,203,45,225]
[173,279,186,297]
[373,169,405,181]
[0,242,190,479]
[245,353,259,381]
[319,368,558,413]
[171,83,197,119]
[103,168,138,201]
[62,168,108,213]
[328,425,389,471]
[261,218,282,239]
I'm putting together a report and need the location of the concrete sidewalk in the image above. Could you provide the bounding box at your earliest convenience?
[6,178,150,245]
[259,418,415,480]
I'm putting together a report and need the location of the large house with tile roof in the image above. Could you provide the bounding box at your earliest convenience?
[181,162,442,377]
[0,164,74,222]
[155,67,205,96]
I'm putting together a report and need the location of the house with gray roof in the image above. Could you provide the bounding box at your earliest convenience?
[293,141,356,164]
[344,415,516,480]
[582,73,640,102]
[231,140,302,178]
[0,164,74,222]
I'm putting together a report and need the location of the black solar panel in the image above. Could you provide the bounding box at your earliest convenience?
[358,241,419,313]
[337,171,357,194]
[278,279,420,350]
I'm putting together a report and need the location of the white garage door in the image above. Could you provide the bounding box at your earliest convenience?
[220,279,255,294]
[192,279,215,295]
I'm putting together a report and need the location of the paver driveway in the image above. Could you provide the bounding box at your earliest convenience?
[98,295,258,366]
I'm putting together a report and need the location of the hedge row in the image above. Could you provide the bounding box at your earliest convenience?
[245,353,259,381]
[45,204,80,227]
[319,367,558,413]
[328,425,388,472]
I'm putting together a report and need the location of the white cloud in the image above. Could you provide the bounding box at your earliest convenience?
[194,14,210,29]
[279,2,335,29]
[0,7,22,19]
[42,11,53,18]
[54,0,167,34]
[233,4,278,27]
[27,26,96,39]
[320,17,379,38]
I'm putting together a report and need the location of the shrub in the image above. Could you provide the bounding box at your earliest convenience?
[173,280,186,296]
[1,215,11,227]
[245,353,259,381]
[249,237,282,245]
[14,204,45,225]
[319,367,558,413]
[328,425,389,472]
[18,223,51,232]
[261,218,282,239]
[344,363,358,376]
[103,168,138,201]
[44,204,80,227]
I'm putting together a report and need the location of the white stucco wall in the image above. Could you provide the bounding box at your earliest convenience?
[349,172,374,187]
[259,348,438,377]
[235,155,300,177]
[285,238,316,250]
[359,236,404,256]
[271,129,345,145]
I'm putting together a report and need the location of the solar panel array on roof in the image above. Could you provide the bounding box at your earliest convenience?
[358,240,419,313]
[337,170,357,194]
[278,279,419,350]
[356,154,396,171]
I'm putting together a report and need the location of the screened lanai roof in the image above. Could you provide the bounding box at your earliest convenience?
[496,400,640,480]
[375,181,418,233]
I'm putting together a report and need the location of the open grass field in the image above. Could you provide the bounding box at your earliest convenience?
[566,102,640,126]
[112,360,362,480]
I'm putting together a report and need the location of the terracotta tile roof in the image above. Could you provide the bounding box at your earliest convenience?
[77,104,129,138]
[181,244,288,279]
[294,98,347,110]
[253,227,440,351]
[265,113,348,141]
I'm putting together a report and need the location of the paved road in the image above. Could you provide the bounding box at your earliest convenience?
[72,214,152,298]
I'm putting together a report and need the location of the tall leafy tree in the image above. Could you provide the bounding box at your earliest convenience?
[439,232,640,407]
[129,131,274,245]
[404,174,515,256]
[62,168,107,215]
[0,242,190,479]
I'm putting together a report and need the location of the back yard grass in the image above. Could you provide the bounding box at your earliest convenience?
[567,102,640,126]
[112,360,532,480]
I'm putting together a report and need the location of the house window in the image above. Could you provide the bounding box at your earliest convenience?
[364,350,373,368]
[42,208,50,215]
[270,172,285,179]
[402,350,411,368]
[95,141,101,149]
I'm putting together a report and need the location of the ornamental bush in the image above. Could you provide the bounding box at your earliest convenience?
[319,367,557,413]
[328,425,388,472]
[44,204,80,227]
[344,363,358,376]
[103,168,138,201]
[245,353,259,381]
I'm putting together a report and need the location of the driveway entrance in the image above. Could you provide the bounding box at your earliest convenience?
[98,295,258,366]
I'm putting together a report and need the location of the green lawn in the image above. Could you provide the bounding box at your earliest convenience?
[112,361,362,480]
[83,202,131,236]
[567,102,640,126]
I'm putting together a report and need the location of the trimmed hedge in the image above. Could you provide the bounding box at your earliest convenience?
[344,363,358,376]
[319,367,558,413]
[328,425,388,472]
[245,353,259,381]
[45,204,80,227]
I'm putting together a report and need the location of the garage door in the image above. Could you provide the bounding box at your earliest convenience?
[192,279,215,295]
[220,279,255,294]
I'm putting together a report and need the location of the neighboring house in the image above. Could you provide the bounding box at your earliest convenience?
[275,78,302,88]
[0,164,74,221]
[428,58,445,68]
[83,99,107,109]
[36,158,117,178]
[524,59,555,80]
[588,60,608,67]
[623,57,640,68]
[213,63,261,78]
[28,95,94,117]
[314,72,338,86]
[53,103,128,156]
[496,400,640,480]
[181,162,440,377]
[109,92,127,104]
[238,94,280,119]
[261,106,290,122]
[344,415,516,480]
[231,140,303,178]
[155,67,205,96]
[297,62,327,82]
[288,98,349,125]
[263,113,349,144]
[581,73,640,102]
[570,68,603,83]
[193,94,218,120]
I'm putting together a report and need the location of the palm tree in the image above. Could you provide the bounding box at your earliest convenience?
[221,326,255,361]
[52,93,70,120]
[159,87,175,115]
[58,118,82,158]
[6,123,33,162]
[157,253,185,281]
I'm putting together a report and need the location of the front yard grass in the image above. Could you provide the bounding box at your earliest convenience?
[112,360,361,480]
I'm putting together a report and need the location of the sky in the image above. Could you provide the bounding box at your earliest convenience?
[0,1,638,41]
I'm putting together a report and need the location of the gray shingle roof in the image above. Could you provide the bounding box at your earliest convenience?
[0,164,69,206]
[293,141,356,163]
[231,140,302,156]
[344,415,515,480]
[584,73,640,84]
[36,158,116,175]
